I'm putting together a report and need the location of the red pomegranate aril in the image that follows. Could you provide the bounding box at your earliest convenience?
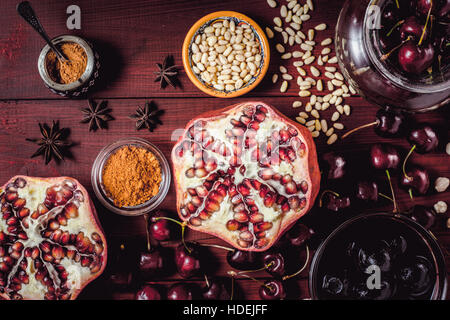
[226,220,240,231]
[264,192,276,207]
[254,111,266,122]
[285,181,298,194]
[195,186,208,197]
[281,202,290,213]
[59,232,69,245]
[249,212,264,224]
[288,196,301,209]
[13,198,26,210]
[6,217,18,226]
[63,203,78,219]
[5,192,18,203]
[205,199,220,213]
[31,247,40,260]
[248,121,260,131]
[234,212,249,223]
[240,115,252,125]
[287,148,296,161]
[231,195,242,205]
[189,217,202,226]
[279,129,290,143]
[17,207,30,219]
[195,168,208,178]
[254,222,273,233]
[258,168,274,180]
[185,168,195,178]
[186,202,197,214]
[48,219,60,230]
[239,230,254,242]
[198,210,211,220]
[51,246,65,260]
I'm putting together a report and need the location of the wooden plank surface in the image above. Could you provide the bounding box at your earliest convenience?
[0,0,449,300]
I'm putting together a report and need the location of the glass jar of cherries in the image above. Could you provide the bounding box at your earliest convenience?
[335,0,449,112]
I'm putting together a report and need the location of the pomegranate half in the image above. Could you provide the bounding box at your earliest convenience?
[0,176,107,300]
[172,102,320,251]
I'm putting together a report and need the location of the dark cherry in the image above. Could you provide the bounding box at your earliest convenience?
[382,3,399,24]
[408,124,439,153]
[175,243,201,278]
[389,235,408,257]
[357,241,393,273]
[400,16,426,40]
[202,278,230,300]
[370,144,400,170]
[135,285,161,300]
[322,152,346,180]
[167,283,193,300]
[415,0,437,16]
[397,42,435,75]
[410,205,436,229]
[138,249,165,277]
[398,255,433,295]
[259,280,286,300]
[263,252,285,277]
[149,213,171,242]
[400,166,430,195]
[226,249,261,270]
[322,275,345,296]
[356,181,379,202]
[285,223,314,247]
[438,0,450,18]
[375,108,406,137]
[323,193,351,212]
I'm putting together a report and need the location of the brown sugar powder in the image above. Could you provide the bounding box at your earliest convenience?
[102,146,162,207]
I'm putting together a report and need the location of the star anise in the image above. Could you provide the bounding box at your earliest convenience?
[154,55,179,89]
[129,101,163,132]
[81,99,114,131]
[26,121,73,165]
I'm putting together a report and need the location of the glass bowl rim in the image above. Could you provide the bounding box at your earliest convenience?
[91,137,171,216]
[308,211,448,300]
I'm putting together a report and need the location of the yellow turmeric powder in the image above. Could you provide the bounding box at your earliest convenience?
[102,146,162,207]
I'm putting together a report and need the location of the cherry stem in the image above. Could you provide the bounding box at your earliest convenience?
[402,144,416,181]
[196,243,234,252]
[385,170,398,213]
[282,244,310,281]
[409,188,414,200]
[143,214,151,252]
[418,0,432,46]
[386,20,405,37]
[341,121,379,139]
[395,0,400,8]
[230,276,235,301]
[319,190,340,208]
[153,216,190,253]
[237,261,275,275]
[228,271,272,291]
[204,274,210,288]
[381,36,412,61]
[379,192,394,202]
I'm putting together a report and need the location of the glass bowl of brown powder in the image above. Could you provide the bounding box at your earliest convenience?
[91,138,171,216]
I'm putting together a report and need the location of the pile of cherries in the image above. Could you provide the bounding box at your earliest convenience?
[319,106,441,230]
[378,0,449,76]
[119,211,314,300]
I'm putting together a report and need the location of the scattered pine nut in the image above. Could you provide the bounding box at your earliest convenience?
[282,73,293,80]
[299,112,309,118]
[331,112,340,122]
[276,43,286,53]
[265,27,274,39]
[311,131,320,138]
[326,127,335,136]
[327,133,338,145]
[279,66,288,73]
[333,123,344,130]
[280,80,288,92]
[274,17,282,27]
[343,104,351,116]
[293,101,303,108]
[311,109,320,118]
[296,117,306,124]
[321,38,332,46]
[314,23,327,31]
[267,0,277,8]
[299,90,311,97]
[272,74,279,83]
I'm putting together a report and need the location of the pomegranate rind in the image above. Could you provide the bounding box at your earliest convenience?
[0,176,108,300]
[171,102,320,252]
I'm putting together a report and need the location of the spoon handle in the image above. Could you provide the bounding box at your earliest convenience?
[17,1,67,62]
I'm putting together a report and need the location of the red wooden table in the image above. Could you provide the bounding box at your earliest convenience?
[0,0,448,300]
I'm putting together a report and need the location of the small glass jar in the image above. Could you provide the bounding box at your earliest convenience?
[309,212,447,300]
[335,0,449,112]
[91,138,171,216]
[38,35,100,97]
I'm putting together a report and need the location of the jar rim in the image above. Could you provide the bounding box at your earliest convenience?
[362,0,449,94]
[91,138,171,216]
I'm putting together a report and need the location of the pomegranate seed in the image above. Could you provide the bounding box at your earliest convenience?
[5,192,18,203]
[13,178,27,188]
[31,247,40,260]
[191,196,202,207]
[258,168,274,181]
[6,217,18,226]
[174,145,184,158]
[13,198,26,209]
[209,190,224,203]
[216,184,228,198]
[228,185,238,197]
[288,196,301,209]
[195,168,208,178]
[255,238,269,249]
[250,179,262,190]
[17,232,28,240]
[187,188,197,196]
[180,206,189,217]
[281,202,290,213]
[189,217,202,226]
[17,207,30,219]
[198,210,211,220]
[63,202,79,219]
[254,222,273,233]
[230,119,245,127]
[39,241,51,253]
[43,253,54,263]
[264,192,276,207]
[255,231,266,238]
[285,181,298,195]
[239,230,254,242]
[81,257,92,267]
[233,203,245,213]
[231,194,242,205]
[287,148,297,162]
[249,213,264,224]
[281,174,292,185]
[244,196,255,206]
[204,159,217,172]
[257,105,268,113]
[299,197,307,209]
[194,159,205,169]
[204,199,220,213]
[288,126,298,137]
[240,115,251,125]
[185,168,195,178]
[243,106,255,117]
[226,219,240,231]
[229,156,242,167]
[248,121,260,131]
[279,129,290,143]
[237,239,251,248]
[57,214,67,226]
[48,219,60,230]
[259,185,269,198]
[299,181,309,194]
[195,186,208,197]
[51,246,65,260]
[246,128,257,139]
[254,111,266,122]
[50,229,62,242]
[7,226,18,234]
[234,212,249,223]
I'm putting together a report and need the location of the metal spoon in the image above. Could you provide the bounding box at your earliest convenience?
[17,1,68,62]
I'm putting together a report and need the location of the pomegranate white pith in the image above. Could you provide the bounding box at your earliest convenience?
[172,102,320,251]
[0,176,107,300]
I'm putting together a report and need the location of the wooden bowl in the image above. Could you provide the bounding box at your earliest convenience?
[182,11,270,98]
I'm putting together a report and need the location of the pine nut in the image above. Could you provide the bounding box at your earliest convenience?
[326,127,334,136]
[293,51,303,58]
[274,17,282,27]
[304,56,315,65]
[317,79,323,91]
[279,66,288,73]
[296,117,306,124]
[327,134,338,145]
[281,53,292,59]
[333,123,344,130]
[307,0,314,11]
[310,66,320,77]
[331,112,340,122]
[265,27,274,39]
[299,90,311,97]
[311,110,320,118]
[293,101,303,108]
[321,119,328,133]
[305,103,312,112]
[272,74,279,83]
[276,43,286,53]
[315,23,327,31]
[299,112,309,118]
[344,104,351,116]
[306,120,316,127]
[321,38,332,46]
[311,131,320,138]
[267,0,277,8]
[280,80,288,92]
[282,74,293,80]
[328,56,338,63]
